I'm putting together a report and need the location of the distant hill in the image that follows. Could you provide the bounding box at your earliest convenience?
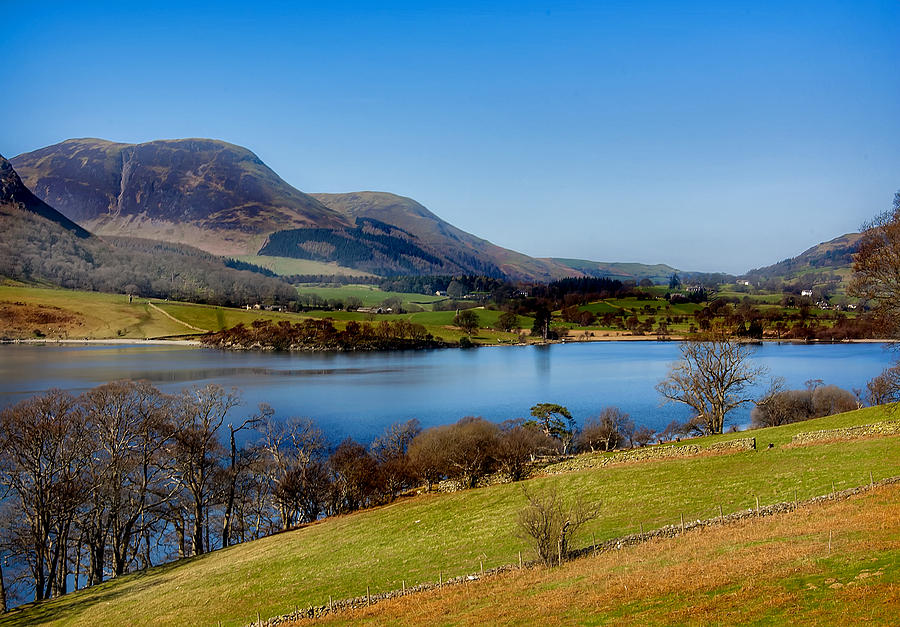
[310,191,579,281]
[12,138,349,256]
[742,233,862,291]
[547,258,680,284]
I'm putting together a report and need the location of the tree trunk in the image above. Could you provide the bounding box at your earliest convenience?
[0,555,7,613]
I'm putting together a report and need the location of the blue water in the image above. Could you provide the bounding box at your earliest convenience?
[0,342,895,442]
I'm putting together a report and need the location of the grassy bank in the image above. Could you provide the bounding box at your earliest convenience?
[2,406,897,626]
[321,482,900,625]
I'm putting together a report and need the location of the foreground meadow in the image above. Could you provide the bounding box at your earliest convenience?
[1,406,897,626]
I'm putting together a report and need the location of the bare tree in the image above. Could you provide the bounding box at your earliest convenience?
[168,385,240,556]
[494,420,552,481]
[221,404,266,548]
[0,390,88,600]
[370,419,420,500]
[78,380,175,583]
[257,415,326,529]
[578,407,630,452]
[866,364,900,407]
[656,334,767,434]
[517,487,600,566]
[850,191,900,339]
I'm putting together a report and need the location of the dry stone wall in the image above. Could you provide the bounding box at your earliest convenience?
[541,437,756,475]
[791,420,900,445]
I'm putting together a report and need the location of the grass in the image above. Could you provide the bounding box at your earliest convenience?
[295,284,446,309]
[319,483,900,625]
[0,286,188,339]
[3,406,898,626]
[151,301,301,333]
[232,255,374,277]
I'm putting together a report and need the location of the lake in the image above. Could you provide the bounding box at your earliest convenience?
[0,342,895,442]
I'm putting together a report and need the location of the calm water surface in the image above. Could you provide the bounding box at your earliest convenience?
[0,342,894,441]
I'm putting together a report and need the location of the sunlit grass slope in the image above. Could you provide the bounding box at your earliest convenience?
[3,406,898,626]
[323,483,900,626]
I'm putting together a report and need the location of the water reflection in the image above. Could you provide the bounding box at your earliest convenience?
[0,342,894,442]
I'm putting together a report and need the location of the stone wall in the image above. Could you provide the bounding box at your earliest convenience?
[791,420,900,446]
[541,437,757,475]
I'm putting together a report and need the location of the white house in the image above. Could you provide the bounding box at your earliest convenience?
[801,289,814,297]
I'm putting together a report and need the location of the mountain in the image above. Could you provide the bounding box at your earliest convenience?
[309,191,579,281]
[742,233,861,291]
[11,138,349,256]
[0,155,298,306]
[13,139,584,279]
[0,153,90,237]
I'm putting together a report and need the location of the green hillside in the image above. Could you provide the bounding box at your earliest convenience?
[3,406,897,626]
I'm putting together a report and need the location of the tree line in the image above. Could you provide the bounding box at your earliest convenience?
[201,318,449,351]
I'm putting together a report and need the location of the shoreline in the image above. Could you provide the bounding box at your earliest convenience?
[1,335,892,350]
[2,338,204,346]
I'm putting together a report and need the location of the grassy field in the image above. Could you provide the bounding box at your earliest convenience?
[295,284,447,309]
[0,286,189,339]
[322,483,900,625]
[3,406,897,627]
[232,255,374,278]
[0,285,535,345]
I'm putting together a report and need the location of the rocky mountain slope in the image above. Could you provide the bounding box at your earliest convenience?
[0,153,90,237]
[12,138,348,256]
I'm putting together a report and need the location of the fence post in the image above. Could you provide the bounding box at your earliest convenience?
[367,585,370,605]
[329,595,333,612]
[439,571,442,588]
[518,551,522,568]
[718,504,723,521]
[832,481,835,498]
[870,471,874,487]
[592,532,597,555]
[640,522,644,535]
[680,513,684,535]
[755,495,760,515]
[828,530,833,553]
[402,580,405,594]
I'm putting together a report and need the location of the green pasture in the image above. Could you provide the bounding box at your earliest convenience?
[4,406,897,627]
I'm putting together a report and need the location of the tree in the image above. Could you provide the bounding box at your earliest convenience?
[867,364,900,406]
[669,273,682,289]
[453,309,479,335]
[577,407,630,452]
[850,191,900,338]
[168,385,240,556]
[527,403,576,454]
[497,311,519,332]
[442,417,498,488]
[494,420,551,481]
[447,279,467,299]
[531,306,551,341]
[0,390,88,600]
[517,487,600,566]
[656,334,767,434]
[632,425,655,447]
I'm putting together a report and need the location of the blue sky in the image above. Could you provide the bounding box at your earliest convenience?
[3,1,899,273]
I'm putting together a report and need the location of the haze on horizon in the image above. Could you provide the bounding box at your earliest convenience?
[4,1,899,274]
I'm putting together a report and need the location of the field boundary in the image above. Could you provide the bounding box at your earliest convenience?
[790,419,900,446]
[246,475,900,626]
